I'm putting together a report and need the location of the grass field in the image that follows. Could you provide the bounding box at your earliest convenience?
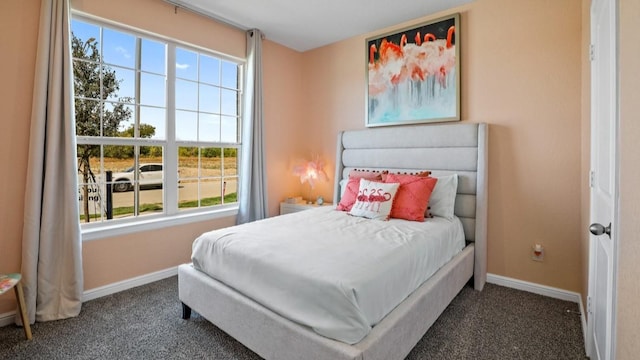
[87,156,238,179]
[81,192,238,220]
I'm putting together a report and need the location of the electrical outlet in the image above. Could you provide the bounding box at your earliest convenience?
[532,244,544,262]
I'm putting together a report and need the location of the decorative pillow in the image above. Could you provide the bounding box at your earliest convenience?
[385,173,438,222]
[427,174,458,220]
[382,170,430,182]
[336,172,383,211]
[348,169,385,179]
[348,179,400,220]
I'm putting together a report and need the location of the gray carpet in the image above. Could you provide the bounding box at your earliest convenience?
[0,276,587,359]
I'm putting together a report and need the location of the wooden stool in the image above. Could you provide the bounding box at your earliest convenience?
[0,273,32,340]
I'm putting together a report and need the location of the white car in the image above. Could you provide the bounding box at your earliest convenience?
[111,163,163,192]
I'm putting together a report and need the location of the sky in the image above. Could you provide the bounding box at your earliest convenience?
[71,19,240,144]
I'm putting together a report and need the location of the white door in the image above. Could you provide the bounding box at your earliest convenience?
[588,0,618,359]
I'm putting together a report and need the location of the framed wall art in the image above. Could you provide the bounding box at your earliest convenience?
[366,13,460,127]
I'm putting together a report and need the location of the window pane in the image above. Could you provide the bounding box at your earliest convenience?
[104,102,135,136]
[198,113,220,142]
[221,61,238,89]
[107,153,135,221]
[178,146,198,181]
[140,106,165,139]
[223,177,238,204]
[78,180,105,223]
[200,178,222,206]
[102,28,135,68]
[201,147,222,178]
[221,116,238,143]
[224,148,239,176]
[178,186,199,210]
[176,48,197,80]
[141,39,166,75]
[140,73,166,107]
[105,66,135,101]
[175,79,198,111]
[77,145,139,223]
[176,110,197,141]
[178,146,199,210]
[74,98,101,137]
[73,60,100,97]
[199,55,220,85]
[199,84,220,113]
[71,20,100,52]
[138,146,164,216]
[104,102,136,137]
[220,89,238,116]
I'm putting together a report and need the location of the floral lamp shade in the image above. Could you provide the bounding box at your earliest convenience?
[293,157,329,204]
[292,157,329,189]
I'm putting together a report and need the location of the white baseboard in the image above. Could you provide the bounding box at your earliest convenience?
[82,266,178,302]
[487,273,588,355]
[1,266,178,328]
[487,273,581,303]
[0,311,17,327]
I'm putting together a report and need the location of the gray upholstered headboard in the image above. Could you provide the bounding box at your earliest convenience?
[332,123,488,290]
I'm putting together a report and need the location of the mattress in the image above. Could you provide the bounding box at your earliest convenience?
[191,206,465,344]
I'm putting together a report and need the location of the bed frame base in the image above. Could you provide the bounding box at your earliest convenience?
[179,244,474,360]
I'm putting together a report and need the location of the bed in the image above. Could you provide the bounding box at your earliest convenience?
[179,122,488,360]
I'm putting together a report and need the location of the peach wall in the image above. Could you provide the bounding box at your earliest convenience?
[0,0,41,315]
[262,40,306,215]
[616,0,640,357]
[82,217,235,289]
[303,0,584,292]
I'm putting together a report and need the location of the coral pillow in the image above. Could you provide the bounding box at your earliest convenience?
[348,179,400,221]
[382,170,430,182]
[336,173,383,211]
[348,169,386,179]
[385,173,438,222]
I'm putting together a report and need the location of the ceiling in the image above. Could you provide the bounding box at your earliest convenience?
[165,0,474,52]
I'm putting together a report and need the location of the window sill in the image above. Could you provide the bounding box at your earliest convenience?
[81,205,239,241]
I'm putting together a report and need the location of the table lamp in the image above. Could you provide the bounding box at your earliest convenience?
[292,156,328,204]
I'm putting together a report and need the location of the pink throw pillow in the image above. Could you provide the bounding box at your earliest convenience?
[337,173,383,211]
[348,169,386,179]
[385,173,438,221]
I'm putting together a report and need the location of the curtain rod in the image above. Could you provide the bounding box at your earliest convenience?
[162,0,249,31]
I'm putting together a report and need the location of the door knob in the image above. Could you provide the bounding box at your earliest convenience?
[589,222,611,237]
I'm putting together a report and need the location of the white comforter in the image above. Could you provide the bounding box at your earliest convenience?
[191,207,465,344]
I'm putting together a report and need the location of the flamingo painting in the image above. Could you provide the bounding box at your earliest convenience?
[366,14,460,126]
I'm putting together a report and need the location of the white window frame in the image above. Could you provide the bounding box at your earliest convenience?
[72,13,244,241]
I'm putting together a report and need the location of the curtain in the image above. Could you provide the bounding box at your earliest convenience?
[237,29,268,224]
[21,0,83,324]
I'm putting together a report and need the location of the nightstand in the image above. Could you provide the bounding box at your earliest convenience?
[280,202,333,215]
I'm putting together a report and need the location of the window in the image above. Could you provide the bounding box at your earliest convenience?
[72,17,242,228]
